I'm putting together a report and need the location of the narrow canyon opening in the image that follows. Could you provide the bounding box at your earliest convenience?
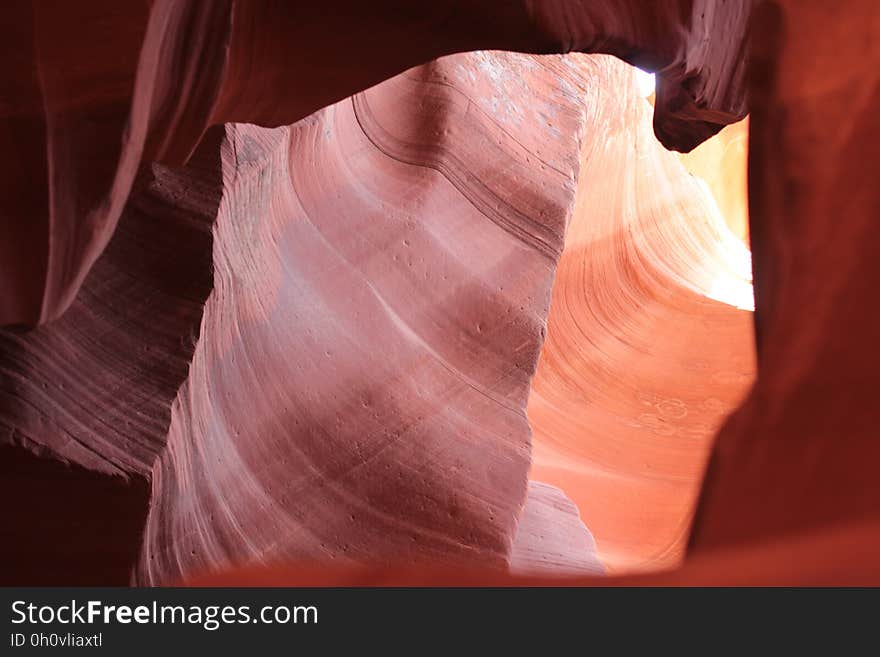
[0,51,757,584]
[4,0,879,591]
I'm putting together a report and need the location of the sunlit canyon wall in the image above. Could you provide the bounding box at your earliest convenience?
[2,0,879,586]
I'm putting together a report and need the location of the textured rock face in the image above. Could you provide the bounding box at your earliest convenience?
[0,1,228,328]
[679,119,750,243]
[528,60,754,572]
[1,1,754,585]
[138,51,589,584]
[3,0,879,587]
[1,0,750,329]
[510,481,604,576]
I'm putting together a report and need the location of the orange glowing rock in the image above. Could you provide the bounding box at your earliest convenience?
[679,119,750,244]
[528,59,755,573]
[4,0,879,589]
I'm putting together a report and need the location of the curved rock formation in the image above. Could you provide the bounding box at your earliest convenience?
[2,42,750,584]
[510,481,604,576]
[137,50,594,584]
[2,0,749,329]
[190,514,880,586]
[528,58,754,572]
[679,119,750,244]
[4,0,879,587]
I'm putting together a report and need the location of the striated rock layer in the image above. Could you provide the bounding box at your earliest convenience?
[509,481,604,576]
[137,51,594,584]
[1,0,750,329]
[188,0,880,584]
[1,0,752,585]
[2,44,751,584]
[528,59,755,573]
[679,119,750,244]
[0,131,223,584]
[6,0,879,587]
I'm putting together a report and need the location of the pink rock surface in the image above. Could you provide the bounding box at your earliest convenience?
[6,1,879,588]
[509,481,604,576]
[137,51,592,584]
[0,131,223,584]
[1,1,749,329]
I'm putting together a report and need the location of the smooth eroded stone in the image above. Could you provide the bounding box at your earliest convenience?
[528,57,755,572]
[137,51,596,584]
[0,130,222,584]
[1,1,749,327]
[509,481,604,576]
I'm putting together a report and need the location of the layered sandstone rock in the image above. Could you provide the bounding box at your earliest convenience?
[1,0,749,329]
[679,119,750,244]
[137,51,590,584]
[509,481,604,576]
[528,59,754,573]
[0,132,222,584]
[1,1,753,585]
[4,0,878,587]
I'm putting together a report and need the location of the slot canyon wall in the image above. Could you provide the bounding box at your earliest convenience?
[2,0,879,585]
[527,64,754,573]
